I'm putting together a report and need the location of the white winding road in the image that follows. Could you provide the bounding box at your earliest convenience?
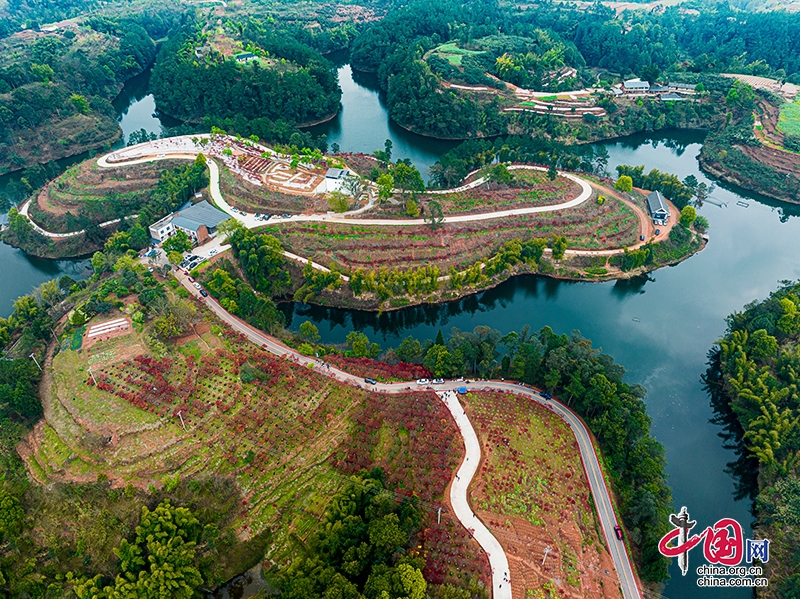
[20,136,594,237]
[172,269,643,599]
[439,389,512,599]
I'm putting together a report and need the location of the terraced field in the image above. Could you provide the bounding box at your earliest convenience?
[261,192,638,273]
[30,158,186,233]
[21,311,490,586]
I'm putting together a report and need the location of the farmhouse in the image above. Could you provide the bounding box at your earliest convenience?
[660,92,687,102]
[623,78,650,93]
[668,82,695,92]
[149,200,229,244]
[234,52,257,64]
[646,191,670,225]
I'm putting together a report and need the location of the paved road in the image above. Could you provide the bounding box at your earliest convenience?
[438,389,512,599]
[25,136,673,262]
[174,271,641,599]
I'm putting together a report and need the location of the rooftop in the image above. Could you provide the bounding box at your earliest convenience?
[624,78,650,89]
[171,200,229,231]
[646,190,669,215]
[325,168,349,179]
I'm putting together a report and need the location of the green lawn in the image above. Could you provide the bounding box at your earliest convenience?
[433,42,487,66]
[778,100,800,137]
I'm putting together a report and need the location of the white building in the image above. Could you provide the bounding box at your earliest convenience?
[623,78,650,93]
[321,168,351,193]
[148,201,229,245]
[148,214,175,243]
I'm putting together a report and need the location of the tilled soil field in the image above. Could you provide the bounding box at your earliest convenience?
[750,99,800,175]
[465,391,619,599]
[220,166,329,214]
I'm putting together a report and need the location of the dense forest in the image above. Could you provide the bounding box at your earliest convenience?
[713,281,800,598]
[0,6,188,173]
[151,22,341,127]
[348,0,800,140]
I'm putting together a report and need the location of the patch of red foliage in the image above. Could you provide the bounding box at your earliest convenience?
[324,355,431,382]
[334,391,491,590]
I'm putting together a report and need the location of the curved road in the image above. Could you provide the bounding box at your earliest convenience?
[173,269,642,599]
[24,136,675,261]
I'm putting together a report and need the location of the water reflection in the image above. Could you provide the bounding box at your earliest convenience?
[610,274,653,300]
[704,349,760,504]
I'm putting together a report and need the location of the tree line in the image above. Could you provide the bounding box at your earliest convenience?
[713,281,800,596]
[363,325,672,583]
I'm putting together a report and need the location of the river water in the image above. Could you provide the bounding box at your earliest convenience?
[3,61,800,598]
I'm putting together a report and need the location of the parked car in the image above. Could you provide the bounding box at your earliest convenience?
[199,289,208,297]
[432,378,444,384]
[282,213,291,218]
[416,378,430,385]
[193,282,202,290]
[655,229,661,235]
[614,525,624,540]
[364,377,378,385]
[147,267,154,273]
[639,235,645,241]
[209,249,218,256]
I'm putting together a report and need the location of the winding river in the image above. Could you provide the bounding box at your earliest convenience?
[4,60,800,598]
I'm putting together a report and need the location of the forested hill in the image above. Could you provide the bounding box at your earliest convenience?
[349,0,800,139]
[714,281,800,597]
[0,8,187,174]
[150,24,342,127]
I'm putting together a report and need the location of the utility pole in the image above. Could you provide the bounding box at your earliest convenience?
[29,353,42,371]
[542,546,551,566]
[87,367,98,386]
[437,507,442,525]
[177,410,187,431]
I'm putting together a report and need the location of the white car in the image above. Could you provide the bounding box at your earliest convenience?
[193,282,202,290]
[209,249,218,256]
[416,378,430,385]
[432,378,444,384]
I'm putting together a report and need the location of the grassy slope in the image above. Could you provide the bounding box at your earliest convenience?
[26,307,493,589]
[778,100,800,137]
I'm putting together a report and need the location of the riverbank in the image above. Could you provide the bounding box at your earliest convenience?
[698,144,800,206]
[276,228,706,313]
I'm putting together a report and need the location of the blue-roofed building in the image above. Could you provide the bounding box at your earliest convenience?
[148,200,228,244]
